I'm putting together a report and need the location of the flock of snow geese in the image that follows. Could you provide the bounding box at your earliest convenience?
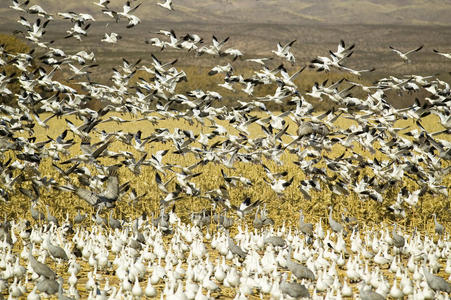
[1,0,451,299]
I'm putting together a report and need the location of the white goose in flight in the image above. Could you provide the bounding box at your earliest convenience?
[157,0,174,11]
[180,33,203,51]
[24,18,50,43]
[272,40,296,58]
[93,0,110,8]
[27,4,53,19]
[340,66,375,76]
[224,48,243,61]
[58,12,95,23]
[102,32,121,44]
[118,1,142,28]
[272,40,296,64]
[119,1,142,17]
[10,0,29,12]
[389,45,423,63]
[330,40,355,60]
[212,35,229,52]
[245,57,272,65]
[65,21,91,41]
[433,49,451,60]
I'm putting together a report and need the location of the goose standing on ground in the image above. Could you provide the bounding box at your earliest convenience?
[0,220,12,246]
[253,206,274,229]
[264,235,286,248]
[259,205,274,227]
[252,208,263,229]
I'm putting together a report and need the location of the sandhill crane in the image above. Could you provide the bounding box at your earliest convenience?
[28,246,56,279]
[422,266,451,293]
[328,206,347,235]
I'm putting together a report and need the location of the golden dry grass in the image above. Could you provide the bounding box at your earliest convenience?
[2,112,449,232]
[0,111,449,299]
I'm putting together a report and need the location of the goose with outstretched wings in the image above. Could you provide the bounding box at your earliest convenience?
[64,164,121,210]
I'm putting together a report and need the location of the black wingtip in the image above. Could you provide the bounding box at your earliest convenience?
[155,172,162,183]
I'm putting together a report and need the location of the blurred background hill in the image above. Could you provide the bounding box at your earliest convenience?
[1,0,451,25]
